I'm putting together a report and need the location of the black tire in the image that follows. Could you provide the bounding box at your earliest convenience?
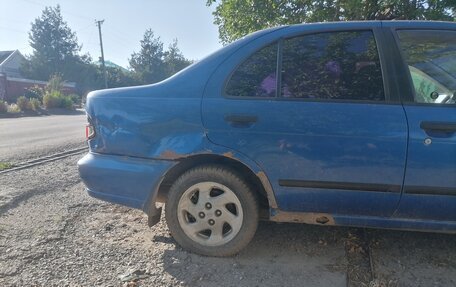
[165,165,259,257]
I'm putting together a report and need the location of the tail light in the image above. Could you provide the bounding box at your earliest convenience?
[85,123,95,140]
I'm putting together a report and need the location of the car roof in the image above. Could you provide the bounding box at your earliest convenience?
[284,20,456,31]
[381,20,456,29]
[166,20,456,87]
[276,20,456,39]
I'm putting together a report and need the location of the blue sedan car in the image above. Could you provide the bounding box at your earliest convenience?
[78,21,456,256]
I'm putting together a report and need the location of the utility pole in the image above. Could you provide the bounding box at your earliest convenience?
[95,19,108,89]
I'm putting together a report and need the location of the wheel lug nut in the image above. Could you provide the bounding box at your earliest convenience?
[208,219,215,226]
[198,212,205,219]
[215,210,222,217]
[205,203,212,209]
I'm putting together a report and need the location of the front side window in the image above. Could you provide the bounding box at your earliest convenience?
[397,30,456,105]
[281,31,385,101]
[225,43,277,97]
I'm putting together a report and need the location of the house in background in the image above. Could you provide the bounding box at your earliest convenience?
[0,50,25,78]
[0,50,76,102]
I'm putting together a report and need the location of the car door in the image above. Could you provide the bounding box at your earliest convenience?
[390,27,456,221]
[202,25,408,217]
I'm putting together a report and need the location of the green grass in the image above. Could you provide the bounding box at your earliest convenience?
[0,162,14,170]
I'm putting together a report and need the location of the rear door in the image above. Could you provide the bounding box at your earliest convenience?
[202,25,408,217]
[391,28,456,221]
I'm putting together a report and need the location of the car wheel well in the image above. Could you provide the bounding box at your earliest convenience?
[156,154,270,214]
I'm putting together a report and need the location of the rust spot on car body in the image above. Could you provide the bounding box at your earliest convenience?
[160,150,181,160]
[256,171,278,208]
[222,151,234,159]
[270,210,335,225]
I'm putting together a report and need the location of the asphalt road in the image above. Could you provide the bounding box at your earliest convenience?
[0,112,87,163]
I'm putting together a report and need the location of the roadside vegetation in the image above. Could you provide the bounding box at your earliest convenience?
[0,162,14,171]
[0,75,80,116]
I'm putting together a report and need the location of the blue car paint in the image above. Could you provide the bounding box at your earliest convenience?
[87,95,206,159]
[78,21,456,233]
[394,105,456,221]
[78,152,175,210]
[202,98,408,217]
[84,26,284,160]
[201,22,408,217]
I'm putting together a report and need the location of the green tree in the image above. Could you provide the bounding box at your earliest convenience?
[163,39,193,77]
[22,5,83,81]
[129,29,166,84]
[207,0,456,44]
[71,59,101,95]
[105,66,139,88]
[129,30,192,84]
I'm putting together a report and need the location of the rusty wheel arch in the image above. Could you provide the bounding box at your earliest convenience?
[154,154,276,215]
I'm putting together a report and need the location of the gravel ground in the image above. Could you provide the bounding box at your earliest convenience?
[0,155,455,287]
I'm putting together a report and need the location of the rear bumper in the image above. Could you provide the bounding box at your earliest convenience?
[77,152,174,214]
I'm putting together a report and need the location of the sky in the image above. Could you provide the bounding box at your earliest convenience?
[0,0,222,68]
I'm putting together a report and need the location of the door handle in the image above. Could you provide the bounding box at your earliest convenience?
[420,121,456,132]
[224,114,258,126]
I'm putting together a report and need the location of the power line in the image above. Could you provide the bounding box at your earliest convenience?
[75,23,94,33]
[105,26,137,45]
[17,0,93,21]
[0,26,29,34]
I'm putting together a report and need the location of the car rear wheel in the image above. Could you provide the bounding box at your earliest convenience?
[165,165,259,257]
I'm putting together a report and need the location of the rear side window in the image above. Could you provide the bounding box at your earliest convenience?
[397,30,456,105]
[225,43,277,97]
[281,31,385,101]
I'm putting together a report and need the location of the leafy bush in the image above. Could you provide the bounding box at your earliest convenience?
[41,75,74,110]
[17,96,31,111]
[43,91,73,110]
[61,95,74,109]
[0,101,7,113]
[43,91,61,109]
[24,85,44,100]
[29,98,41,111]
[69,93,81,104]
[7,104,20,113]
